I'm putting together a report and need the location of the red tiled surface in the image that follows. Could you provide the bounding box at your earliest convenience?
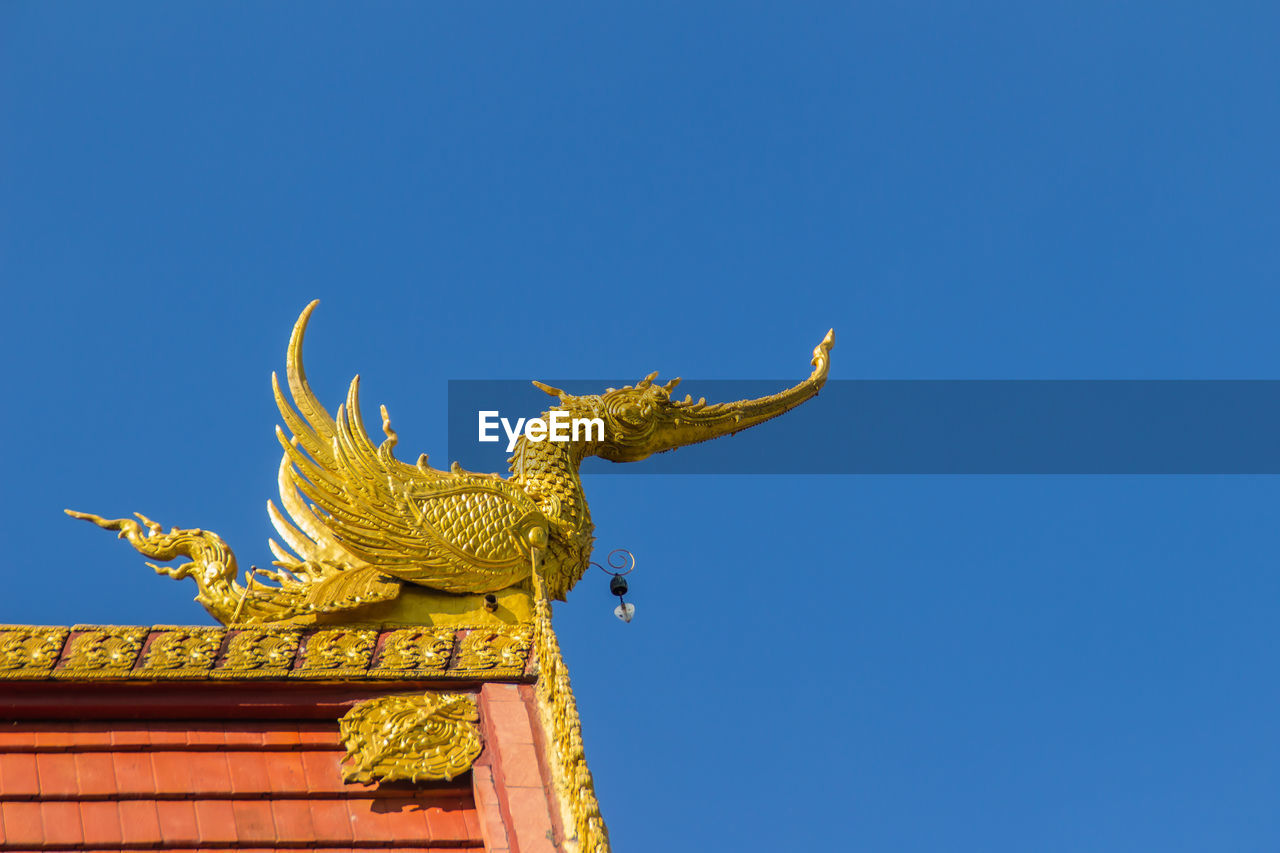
[476,683,559,853]
[0,717,481,850]
[472,765,511,853]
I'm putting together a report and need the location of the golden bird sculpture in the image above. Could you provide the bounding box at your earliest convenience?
[69,301,833,626]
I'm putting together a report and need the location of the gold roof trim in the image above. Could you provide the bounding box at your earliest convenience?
[0,623,533,681]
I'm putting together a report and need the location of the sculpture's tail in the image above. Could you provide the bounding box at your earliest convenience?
[66,509,244,621]
[65,509,399,624]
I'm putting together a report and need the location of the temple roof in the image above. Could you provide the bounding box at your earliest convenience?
[0,623,599,853]
[0,717,480,851]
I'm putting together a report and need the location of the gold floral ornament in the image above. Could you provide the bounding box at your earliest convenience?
[372,628,455,674]
[0,628,69,677]
[297,629,378,674]
[141,628,222,674]
[56,627,149,677]
[219,628,301,676]
[67,300,832,625]
[339,692,483,783]
[454,625,534,673]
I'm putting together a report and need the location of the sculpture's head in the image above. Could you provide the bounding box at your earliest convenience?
[532,329,834,463]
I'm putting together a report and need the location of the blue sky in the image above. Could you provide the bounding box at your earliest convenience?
[3,3,1279,850]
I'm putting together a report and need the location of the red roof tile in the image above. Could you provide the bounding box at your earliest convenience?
[72,752,115,796]
[39,800,84,847]
[155,799,200,846]
[231,799,276,845]
[268,798,316,841]
[0,717,481,849]
[0,753,38,798]
[192,798,238,845]
[227,750,272,795]
[33,754,76,799]
[75,801,122,847]
[0,848,485,853]
[108,751,154,796]
[306,796,355,844]
[2,801,44,847]
[116,799,161,846]
[0,673,589,852]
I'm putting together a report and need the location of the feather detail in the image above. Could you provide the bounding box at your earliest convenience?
[269,303,539,594]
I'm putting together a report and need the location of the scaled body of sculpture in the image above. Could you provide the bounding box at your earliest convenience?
[70,301,833,625]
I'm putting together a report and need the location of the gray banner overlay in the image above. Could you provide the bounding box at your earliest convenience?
[446,380,1280,474]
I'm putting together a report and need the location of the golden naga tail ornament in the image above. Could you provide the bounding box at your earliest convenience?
[68,301,833,626]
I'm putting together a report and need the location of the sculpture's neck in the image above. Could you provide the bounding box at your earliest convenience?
[508,433,592,534]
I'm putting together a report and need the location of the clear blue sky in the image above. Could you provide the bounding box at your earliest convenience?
[3,3,1279,850]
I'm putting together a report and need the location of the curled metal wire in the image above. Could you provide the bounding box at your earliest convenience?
[589,548,635,577]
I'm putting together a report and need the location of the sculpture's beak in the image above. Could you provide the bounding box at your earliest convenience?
[624,328,834,459]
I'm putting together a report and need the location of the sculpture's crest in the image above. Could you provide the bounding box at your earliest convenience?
[69,301,833,626]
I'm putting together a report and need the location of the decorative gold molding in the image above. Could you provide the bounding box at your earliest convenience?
[339,692,483,783]
[0,624,533,681]
[531,566,611,852]
[370,628,455,676]
[56,627,149,678]
[0,627,69,679]
[216,628,300,678]
[295,629,379,676]
[455,625,534,676]
[138,626,222,675]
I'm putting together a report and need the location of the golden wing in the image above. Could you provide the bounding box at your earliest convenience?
[269,302,542,595]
